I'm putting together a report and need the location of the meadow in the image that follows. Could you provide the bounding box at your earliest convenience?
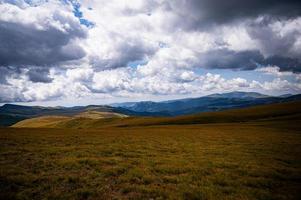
[1,122,301,199]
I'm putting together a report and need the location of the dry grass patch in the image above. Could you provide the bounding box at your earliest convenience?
[0,123,301,199]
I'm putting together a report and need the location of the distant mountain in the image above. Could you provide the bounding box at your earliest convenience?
[111,92,301,116]
[1,92,301,127]
[278,94,293,98]
[206,91,270,99]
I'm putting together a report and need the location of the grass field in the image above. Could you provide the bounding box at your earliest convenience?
[1,122,301,199]
[1,101,301,199]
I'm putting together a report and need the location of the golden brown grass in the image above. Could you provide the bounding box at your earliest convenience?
[1,122,301,199]
[2,101,301,199]
[12,111,128,128]
[11,116,70,128]
[75,111,128,119]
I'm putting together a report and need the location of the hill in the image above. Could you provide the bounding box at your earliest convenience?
[2,92,301,127]
[111,92,301,116]
[0,114,27,127]
[12,110,128,128]
[12,116,71,128]
[13,100,301,129]
[0,104,152,127]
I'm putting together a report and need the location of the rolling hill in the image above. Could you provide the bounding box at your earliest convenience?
[111,92,301,116]
[2,92,301,127]
[13,100,301,129]
[12,110,129,128]
[0,104,155,127]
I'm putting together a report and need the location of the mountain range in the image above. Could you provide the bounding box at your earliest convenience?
[111,91,301,116]
[1,91,301,126]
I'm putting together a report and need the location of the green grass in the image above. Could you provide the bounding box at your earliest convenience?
[1,123,301,199]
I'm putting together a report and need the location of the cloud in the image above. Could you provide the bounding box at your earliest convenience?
[260,78,301,92]
[1,64,300,103]
[0,2,87,67]
[263,56,301,73]
[26,67,53,83]
[165,0,301,30]
[89,39,156,70]
[245,17,301,72]
[196,48,301,72]
[256,66,301,81]
[0,0,301,103]
[198,49,264,70]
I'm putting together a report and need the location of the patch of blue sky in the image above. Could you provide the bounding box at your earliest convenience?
[6,0,46,6]
[158,42,169,48]
[79,19,94,27]
[61,0,94,28]
[127,60,148,68]
[24,0,45,5]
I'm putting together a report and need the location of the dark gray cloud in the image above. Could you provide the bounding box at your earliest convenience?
[90,40,156,70]
[26,67,53,83]
[199,49,301,73]
[0,65,53,83]
[244,17,301,72]
[199,49,264,70]
[0,21,86,67]
[167,0,301,30]
[246,17,301,57]
[0,3,88,84]
[264,56,301,73]
[0,67,12,84]
[0,66,23,84]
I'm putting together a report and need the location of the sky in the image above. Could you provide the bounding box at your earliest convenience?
[0,0,301,106]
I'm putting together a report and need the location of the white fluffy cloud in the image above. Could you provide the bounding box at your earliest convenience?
[0,0,300,103]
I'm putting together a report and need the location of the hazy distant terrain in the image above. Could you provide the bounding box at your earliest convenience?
[111,92,301,116]
[12,100,301,129]
[1,92,301,127]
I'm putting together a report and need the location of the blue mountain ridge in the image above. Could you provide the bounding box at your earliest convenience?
[1,91,300,126]
[110,92,300,116]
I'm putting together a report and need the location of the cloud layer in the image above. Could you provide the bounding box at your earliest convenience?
[0,0,300,103]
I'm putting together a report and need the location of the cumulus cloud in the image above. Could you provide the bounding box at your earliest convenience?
[245,17,301,72]
[256,66,301,81]
[0,0,301,103]
[1,64,300,103]
[0,2,87,66]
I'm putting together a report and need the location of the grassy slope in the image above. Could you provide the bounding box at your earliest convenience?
[12,116,71,128]
[12,111,128,128]
[75,111,128,119]
[13,100,301,129]
[1,123,301,199]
